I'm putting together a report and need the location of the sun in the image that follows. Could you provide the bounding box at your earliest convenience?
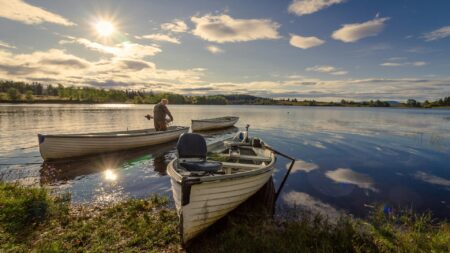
[95,20,115,37]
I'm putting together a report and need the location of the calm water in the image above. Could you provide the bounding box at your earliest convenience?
[1,104,449,218]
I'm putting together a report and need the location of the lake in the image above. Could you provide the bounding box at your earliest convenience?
[0,104,449,219]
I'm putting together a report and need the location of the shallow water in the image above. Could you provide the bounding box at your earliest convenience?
[1,104,449,218]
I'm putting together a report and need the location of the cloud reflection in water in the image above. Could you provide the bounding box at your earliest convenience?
[325,168,378,192]
[283,191,341,219]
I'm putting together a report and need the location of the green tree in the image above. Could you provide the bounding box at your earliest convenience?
[134,96,144,104]
[406,99,420,107]
[25,90,33,101]
[7,88,20,101]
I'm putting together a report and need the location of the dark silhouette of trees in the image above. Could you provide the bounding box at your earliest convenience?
[0,81,449,107]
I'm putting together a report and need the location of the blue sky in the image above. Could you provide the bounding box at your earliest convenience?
[0,0,449,101]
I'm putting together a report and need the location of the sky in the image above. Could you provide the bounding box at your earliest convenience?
[0,0,449,101]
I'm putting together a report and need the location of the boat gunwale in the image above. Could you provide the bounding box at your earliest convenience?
[38,126,189,138]
[191,116,239,123]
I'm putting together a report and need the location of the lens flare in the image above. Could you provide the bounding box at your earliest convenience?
[104,169,118,181]
[95,20,115,37]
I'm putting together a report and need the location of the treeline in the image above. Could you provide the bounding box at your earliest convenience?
[278,98,392,107]
[404,98,450,108]
[278,98,450,107]
[0,80,449,107]
[0,80,271,105]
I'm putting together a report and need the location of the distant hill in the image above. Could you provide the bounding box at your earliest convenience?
[222,94,276,105]
[385,101,401,105]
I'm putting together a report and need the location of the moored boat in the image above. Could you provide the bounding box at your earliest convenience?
[167,129,276,244]
[38,126,189,161]
[191,116,239,131]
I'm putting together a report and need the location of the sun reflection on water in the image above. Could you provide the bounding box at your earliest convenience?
[104,169,118,181]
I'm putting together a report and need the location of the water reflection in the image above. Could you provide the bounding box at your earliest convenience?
[414,171,450,188]
[104,169,118,181]
[325,168,378,192]
[39,142,175,185]
[286,160,319,173]
[1,104,449,218]
[39,142,177,204]
[36,127,239,204]
[282,191,342,219]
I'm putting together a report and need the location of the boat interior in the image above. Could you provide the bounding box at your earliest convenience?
[174,133,274,177]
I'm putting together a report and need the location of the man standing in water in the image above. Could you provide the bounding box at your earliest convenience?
[151,98,173,131]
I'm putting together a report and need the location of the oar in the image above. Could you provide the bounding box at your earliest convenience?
[263,145,296,203]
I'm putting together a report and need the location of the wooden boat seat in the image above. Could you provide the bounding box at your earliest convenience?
[180,161,222,172]
[217,153,272,162]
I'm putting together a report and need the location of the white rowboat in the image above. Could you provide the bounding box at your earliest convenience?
[167,132,276,244]
[191,116,239,131]
[38,126,189,160]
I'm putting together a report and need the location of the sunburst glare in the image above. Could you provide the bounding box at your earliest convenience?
[95,20,116,37]
[104,169,118,181]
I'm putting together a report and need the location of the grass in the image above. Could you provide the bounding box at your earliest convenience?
[0,183,180,252]
[1,182,449,253]
[189,207,449,253]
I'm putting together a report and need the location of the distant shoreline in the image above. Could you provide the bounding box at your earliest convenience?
[1,100,449,109]
[1,81,449,108]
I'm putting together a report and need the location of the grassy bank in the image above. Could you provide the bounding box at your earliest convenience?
[1,183,449,253]
[0,183,180,252]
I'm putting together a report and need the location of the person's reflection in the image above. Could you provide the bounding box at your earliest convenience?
[153,153,169,175]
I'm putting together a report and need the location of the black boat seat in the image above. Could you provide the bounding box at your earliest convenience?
[177,133,207,159]
[176,133,222,173]
[180,161,223,172]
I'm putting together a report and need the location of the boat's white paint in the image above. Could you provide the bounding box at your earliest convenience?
[191,116,239,131]
[38,126,188,160]
[167,143,275,244]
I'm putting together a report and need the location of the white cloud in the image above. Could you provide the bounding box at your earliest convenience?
[380,61,428,67]
[0,0,75,26]
[206,45,224,54]
[161,19,188,33]
[191,14,280,43]
[423,25,450,41]
[0,40,15,49]
[412,61,427,66]
[60,37,161,59]
[0,49,91,80]
[0,48,206,88]
[1,46,448,102]
[331,71,348,75]
[288,0,345,16]
[139,33,180,44]
[380,62,403,67]
[289,34,325,49]
[306,65,348,75]
[332,17,390,43]
[325,168,378,192]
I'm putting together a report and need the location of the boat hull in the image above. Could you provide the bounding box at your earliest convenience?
[38,126,189,160]
[191,117,239,131]
[168,160,274,244]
